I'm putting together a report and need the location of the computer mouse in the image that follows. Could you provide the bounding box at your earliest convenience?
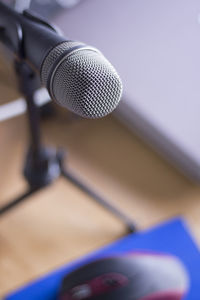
[58,252,189,300]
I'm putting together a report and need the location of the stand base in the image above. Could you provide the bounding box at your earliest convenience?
[24,147,62,188]
[0,57,137,235]
[0,147,136,234]
[0,187,41,216]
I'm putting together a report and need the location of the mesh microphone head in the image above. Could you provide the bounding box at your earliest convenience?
[41,41,123,118]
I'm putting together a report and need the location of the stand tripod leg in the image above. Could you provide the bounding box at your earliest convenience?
[0,187,41,216]
[61,169,137,234]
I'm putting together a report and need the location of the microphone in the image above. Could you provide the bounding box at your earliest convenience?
[0,2,123,118]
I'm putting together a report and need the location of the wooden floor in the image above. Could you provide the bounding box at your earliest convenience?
[0,54,200,296]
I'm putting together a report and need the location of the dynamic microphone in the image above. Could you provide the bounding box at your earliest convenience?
[0,2,123,118]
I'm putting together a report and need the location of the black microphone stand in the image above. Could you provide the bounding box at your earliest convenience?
[0,11,137,235]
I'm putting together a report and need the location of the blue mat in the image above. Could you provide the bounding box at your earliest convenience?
[6,218,200,300]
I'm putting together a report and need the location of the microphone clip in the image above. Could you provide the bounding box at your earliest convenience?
[0,6,59,61]
[22,9,59,34]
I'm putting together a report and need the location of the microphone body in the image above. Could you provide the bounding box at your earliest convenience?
[0,2,123,118]
[0,2,65,70]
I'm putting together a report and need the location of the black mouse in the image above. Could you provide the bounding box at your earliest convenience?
[58,252,188,300]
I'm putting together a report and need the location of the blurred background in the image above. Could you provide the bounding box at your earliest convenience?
[1,0,200,296]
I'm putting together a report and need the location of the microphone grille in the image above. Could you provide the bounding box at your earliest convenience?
[41,41,82,85]
[41,42,123,118]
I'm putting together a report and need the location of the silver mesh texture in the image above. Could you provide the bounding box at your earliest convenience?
[41,41,83,85]
[41,43,123,119]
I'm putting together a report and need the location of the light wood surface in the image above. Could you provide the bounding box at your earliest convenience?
[0,54,200,296]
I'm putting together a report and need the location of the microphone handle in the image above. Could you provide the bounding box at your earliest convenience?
[0,1,66,71]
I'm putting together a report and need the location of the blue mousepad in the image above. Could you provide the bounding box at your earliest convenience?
[5,218,200,300]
